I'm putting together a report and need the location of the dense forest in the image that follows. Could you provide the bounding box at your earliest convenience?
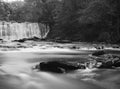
[0,0,120,43]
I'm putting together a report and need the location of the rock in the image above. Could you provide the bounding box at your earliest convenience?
[90,54,120,69]
[85,60,98,69]
[53,45,64,48]
[27,36,40,41]
[94,45,104,50]
[112,45,120,48]
[69,46,80,49]
[55,40,72,43]
[13,36,40,42]
[35,61,85,73]
[40,38,46,41]
[0,39,3,42]
[92,51,106,56]
[13,39,26,43]
[99,60,114,68]
[99,54,120,68]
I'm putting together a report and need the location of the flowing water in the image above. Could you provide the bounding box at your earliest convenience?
[0,42,120,89]
[0,21,49,41]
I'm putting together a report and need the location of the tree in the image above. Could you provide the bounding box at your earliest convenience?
[38,0,62,30]
[54,0,120,42]
[0,1,12,21]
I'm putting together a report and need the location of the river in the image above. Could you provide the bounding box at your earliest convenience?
[0,42,120,89]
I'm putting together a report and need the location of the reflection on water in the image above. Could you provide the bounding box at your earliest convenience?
[0,50,120,89]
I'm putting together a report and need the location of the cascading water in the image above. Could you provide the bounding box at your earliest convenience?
[0,21,50,41]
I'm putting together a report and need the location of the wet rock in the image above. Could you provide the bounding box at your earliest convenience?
[90,54,120,69]
[13,39,26,43]
[53,45,64,48]
[55,40,72,43]
[98,54,120,68]
[92,51,106,56]
[35,61,85,73]
[0,39,3,42]
[40,38,46,41]
[13,36,40,43]
[84,60,98,69]
[94,45,104,50]
[112,45,120,48]
[69,46,80,49]
[27,36,40,41]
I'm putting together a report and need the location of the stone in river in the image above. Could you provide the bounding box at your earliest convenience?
[13,36,40,43]
[98,54,120,68]
[92,51,106,56]
[35,61,85,73]
[94,45,104,50]
[90,54,120,69]
[112,45,120,48]
[13,39,26,43]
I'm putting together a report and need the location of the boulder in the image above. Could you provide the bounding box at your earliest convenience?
[35,61,85,73]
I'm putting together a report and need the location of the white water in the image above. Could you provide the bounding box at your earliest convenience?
[0,21,49,41]
[0,42,120,89]
[0,51,120,89]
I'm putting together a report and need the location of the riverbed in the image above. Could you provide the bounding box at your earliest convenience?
[0,41,120,89]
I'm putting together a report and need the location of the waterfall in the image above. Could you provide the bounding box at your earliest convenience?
[0,21,50,41]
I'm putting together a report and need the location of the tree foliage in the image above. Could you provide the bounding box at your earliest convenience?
[0,0,120,43]
[51,0,120,43]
